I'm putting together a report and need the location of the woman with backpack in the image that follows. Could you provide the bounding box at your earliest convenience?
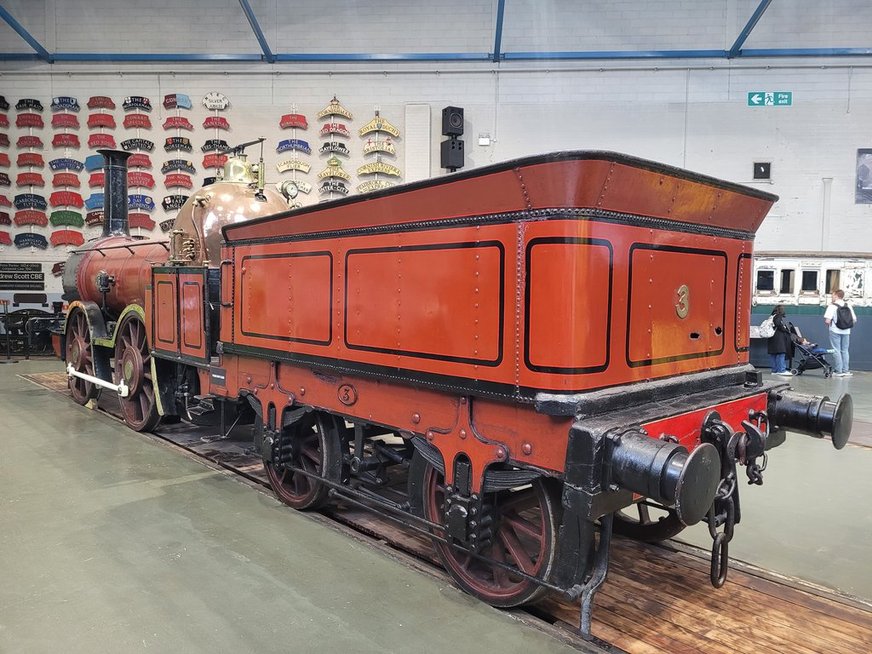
[824,289,858,377]
[767,304,794,376]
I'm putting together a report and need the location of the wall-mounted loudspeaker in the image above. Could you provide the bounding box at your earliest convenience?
[441,138,464,170]
[442,106,464,136]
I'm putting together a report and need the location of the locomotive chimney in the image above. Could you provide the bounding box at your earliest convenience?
[98,149,132,238]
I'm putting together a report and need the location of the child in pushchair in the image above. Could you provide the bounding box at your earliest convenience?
[788,324,834,377]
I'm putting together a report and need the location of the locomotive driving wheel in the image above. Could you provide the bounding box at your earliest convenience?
[113,314,160,432]
[65,308,100,405]
[265,411,342,510]
[612,501,685,543]
[418,460,560,607]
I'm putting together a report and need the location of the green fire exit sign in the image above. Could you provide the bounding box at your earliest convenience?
[748,92,793,106]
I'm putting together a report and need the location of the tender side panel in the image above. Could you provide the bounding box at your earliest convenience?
[152,271,179,355]
[226,217,752,397]
[345,243,503,364]
[525,238,612,373]
[626,245,727,367]
[179,271,207,362]
[237,252,333,347]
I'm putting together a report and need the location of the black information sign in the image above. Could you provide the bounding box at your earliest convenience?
[0,263,45,290]
[0,262,41,272]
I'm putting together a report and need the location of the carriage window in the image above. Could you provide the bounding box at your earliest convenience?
[756,270,775,292]
[779,269,794,294]
[826,269,840,293]
[801,270,818,292]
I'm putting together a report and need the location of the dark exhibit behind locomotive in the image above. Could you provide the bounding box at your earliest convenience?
[57,148,853,636]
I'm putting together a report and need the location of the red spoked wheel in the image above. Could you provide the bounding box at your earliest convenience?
[65,308,100,406]
[264,412,341,510]
[612,501,685,543]
[113,314,160,432]
[421,462,560,607]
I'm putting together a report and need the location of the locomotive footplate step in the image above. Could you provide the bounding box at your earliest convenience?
[22,369,872,653]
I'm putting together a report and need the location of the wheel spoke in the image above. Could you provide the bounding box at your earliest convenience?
[499,491,538,514]
[503,514,542,542]
[638,502,651,524]
[498,525,536,575]
[489,539,512,587]
[301,446,320,465]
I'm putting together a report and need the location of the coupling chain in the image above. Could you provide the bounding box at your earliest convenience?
[702,415,740,589]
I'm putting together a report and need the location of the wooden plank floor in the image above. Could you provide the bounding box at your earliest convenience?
[25,370,872,653]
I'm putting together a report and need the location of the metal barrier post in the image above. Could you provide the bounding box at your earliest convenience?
[0,300,16,364]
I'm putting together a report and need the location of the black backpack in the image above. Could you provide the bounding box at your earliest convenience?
[835,304,855,330]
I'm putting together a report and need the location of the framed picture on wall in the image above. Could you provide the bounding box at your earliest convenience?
[856,148,872,203]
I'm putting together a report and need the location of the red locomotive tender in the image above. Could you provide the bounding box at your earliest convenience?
[60,149,852,636]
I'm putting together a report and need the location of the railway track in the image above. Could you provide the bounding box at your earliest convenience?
[25,370,872,654]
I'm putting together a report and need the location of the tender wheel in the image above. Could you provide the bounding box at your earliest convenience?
[65,308,100,405]
[417,459,560,607]
[612,501,685,543]
[265,411,342,510]
[114,314,160,432]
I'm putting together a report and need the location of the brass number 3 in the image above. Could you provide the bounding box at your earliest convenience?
[675,284,690,319]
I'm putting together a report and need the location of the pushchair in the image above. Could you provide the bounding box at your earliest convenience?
[789,326,834,377]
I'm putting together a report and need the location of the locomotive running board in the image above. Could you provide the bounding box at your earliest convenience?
[66,363,130,397]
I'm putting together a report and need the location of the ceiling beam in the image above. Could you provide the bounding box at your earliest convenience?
[0,5,51,62]
[51,53,265,62]
[504,50,727,61]
[273,52,491,62]
[238,0,275,63]
[492,0,506,63]
[729,0,773,59]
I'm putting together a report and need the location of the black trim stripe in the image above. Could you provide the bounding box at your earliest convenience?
[224,342,523,402]
[735,253,754,353]
[224,207,754,249]
[152,350,211,369]
[222,341,757,414]
[625,244,728,368]
[343,241,505,367]
[524,237,613,374]
[154,279,176,346]
[181,281,203,351]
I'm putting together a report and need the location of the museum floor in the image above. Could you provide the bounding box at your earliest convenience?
[1,359,869,652]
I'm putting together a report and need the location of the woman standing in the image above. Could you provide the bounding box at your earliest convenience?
[768,305,793,376]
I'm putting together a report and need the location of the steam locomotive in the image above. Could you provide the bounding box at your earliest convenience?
[59,149,853,637]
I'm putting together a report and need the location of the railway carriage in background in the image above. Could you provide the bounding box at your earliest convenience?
[753,251,872,307]
[749,252,871,369]
[58,149,853,637]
